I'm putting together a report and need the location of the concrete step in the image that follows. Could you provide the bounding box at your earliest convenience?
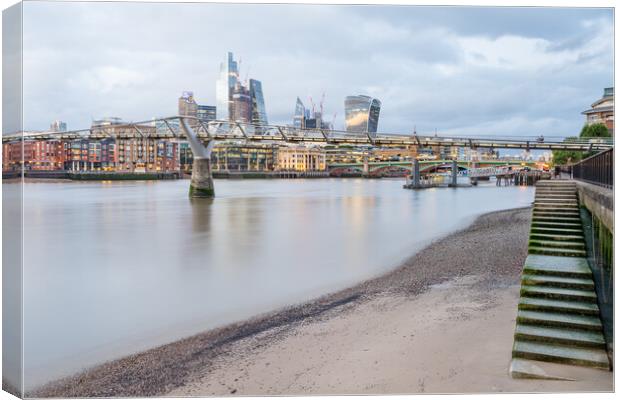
[528,239,584,250]
[536,185,577,192]
[512,340,609,369]
[517,310,602,331]
[533,205,580,211]
[536,188,577,197]
[531,221,582,230]
[530,226,584,236]
[535,191,577,195]
[534,198,578,203]
[534,195,578,201]
[535,199,578,203]
[520,285,597,303]
[533,202,579,208]
[521,274,594,290]
[532,212,580,219]
[523,255,592,278]
[518,297,599,316]
[535,198,578,204]
[536,180,575,188]
[529,233,584,242]
[515,324,606,349]
[510,358,612,381]
[529,246,586,257]
[532,215,581,222]
[535,188,577,192]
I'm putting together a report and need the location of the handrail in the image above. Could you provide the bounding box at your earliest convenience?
[571,148,613,189]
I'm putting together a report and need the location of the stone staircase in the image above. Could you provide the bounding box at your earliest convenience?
[510,180,610,379]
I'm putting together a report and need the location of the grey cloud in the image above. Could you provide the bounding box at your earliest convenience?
[17,2,613,139]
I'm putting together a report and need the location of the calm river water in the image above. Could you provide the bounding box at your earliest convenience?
[15,178,533,387]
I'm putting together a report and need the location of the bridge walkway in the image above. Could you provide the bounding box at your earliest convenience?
[509,180,611,379]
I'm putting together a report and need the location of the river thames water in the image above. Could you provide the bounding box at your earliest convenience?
[14,178,533,387]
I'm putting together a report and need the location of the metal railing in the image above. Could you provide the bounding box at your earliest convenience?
[572,148,613,189]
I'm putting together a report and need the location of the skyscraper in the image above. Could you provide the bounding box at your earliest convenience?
[178,91,198,117]
[293,97,306,128]
[249,79,268,126]
[216,52,268,124]
[344,95,381,135]
[50,120,67,132]
[215,52,239,121]
[231,82,252,123]
[197,105,216,122]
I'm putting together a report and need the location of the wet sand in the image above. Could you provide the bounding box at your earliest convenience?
[32,206,612,397]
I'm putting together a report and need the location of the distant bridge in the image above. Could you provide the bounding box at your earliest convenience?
[4,116,612,197]
[328,160,538,178]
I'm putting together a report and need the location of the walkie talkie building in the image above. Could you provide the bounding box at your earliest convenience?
[344,95,381,136]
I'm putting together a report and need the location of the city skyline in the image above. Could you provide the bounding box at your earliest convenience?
[12,4,613,137]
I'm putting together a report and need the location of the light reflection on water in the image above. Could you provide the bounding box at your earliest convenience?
[19,178,533,387]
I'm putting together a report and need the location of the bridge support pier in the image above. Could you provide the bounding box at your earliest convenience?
[179,117,216,198]
[450,160,458,187]
[412,159,421,188]
[189,158,215,198]
[470,161,478,186]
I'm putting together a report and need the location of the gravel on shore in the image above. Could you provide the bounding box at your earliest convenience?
[32,206,532,398]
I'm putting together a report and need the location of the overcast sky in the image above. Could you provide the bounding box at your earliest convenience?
[17,2,614,137]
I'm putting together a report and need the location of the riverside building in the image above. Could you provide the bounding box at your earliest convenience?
[582,87,614,133]
[211,142,278,172]
[276,145,327,172]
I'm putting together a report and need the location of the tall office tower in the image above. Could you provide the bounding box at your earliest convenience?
[249,79,268,126]
[197,105,217,122]
[215,52,240,120]
[50,120,67,132]
[293,97,306,128]
[344,95,381,136]
[178,91,198,117]
[231,82,252,123]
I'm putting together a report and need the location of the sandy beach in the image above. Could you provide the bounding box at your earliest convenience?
[32,206,612,397]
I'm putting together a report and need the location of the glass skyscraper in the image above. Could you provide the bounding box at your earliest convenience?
[197,105,216,122]
[344,95,381,135]
[293,97,305,128]
[216,52,267,125]
[231,83,252,123]
[216,52,239,120]
[250,79,268,126]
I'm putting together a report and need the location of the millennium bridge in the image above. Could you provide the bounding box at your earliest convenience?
[4,116,613,197]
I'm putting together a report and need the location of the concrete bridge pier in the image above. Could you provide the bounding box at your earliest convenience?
[411,159,421,188]
[179,117,215,198]
[362,155,369,178]
[450,160,458,187]
[470,161,478,186]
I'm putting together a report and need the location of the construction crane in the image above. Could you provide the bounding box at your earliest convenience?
[319,92,325,116]
[308,96,315,115]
